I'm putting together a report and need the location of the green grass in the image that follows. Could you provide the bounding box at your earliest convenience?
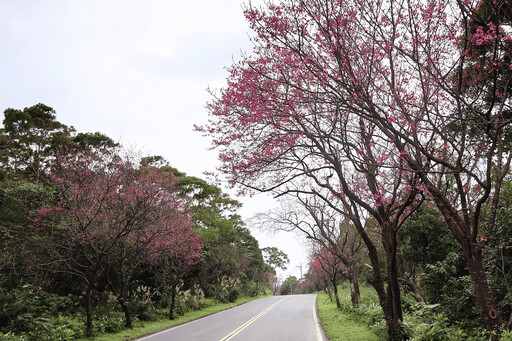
[76,294,269,341]
[316,283,384,341]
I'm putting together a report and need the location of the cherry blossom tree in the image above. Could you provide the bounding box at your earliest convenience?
[199,0,512,336]
[199,0,425,336]
[309,249,346,309]
[153,227,202,320]
[29,149,195,336]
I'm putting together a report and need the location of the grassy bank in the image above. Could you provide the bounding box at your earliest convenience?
[316,283,384,341]
[76,294,268,341]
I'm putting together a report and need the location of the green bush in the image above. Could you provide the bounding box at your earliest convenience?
[23,315,84,341]
[94,312,125,334]
[31,292,79,317]
[502,330,512,341]
[0,286,52,334]
[421,252,481,329]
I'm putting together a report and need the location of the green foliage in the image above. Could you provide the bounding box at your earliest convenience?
[501,330,512,341]
[280,276,298,295]
[26,315,85,341]
[317,282,500,341]
[262,247,289,271]
[0,286,61,333]
[0,105,270,340]
[94,312,125,334]
[421,252,481,328]
[481,181,512,320]
[316,287,382,340]
[398,207,456,267]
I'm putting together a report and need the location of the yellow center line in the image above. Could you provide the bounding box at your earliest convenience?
[219,296,290,341]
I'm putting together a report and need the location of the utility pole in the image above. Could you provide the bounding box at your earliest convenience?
[288,273,292,294]
[296,263,303,280]
[296,263,303,294]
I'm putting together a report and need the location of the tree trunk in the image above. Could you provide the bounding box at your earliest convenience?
[349,263,360,308]
[386,231,403,323]
[364,226,405,340]
[169,284,177,320]
[118,296,133,329]
[332,278,341,309]
[462,244,503,338]
[84,287,94,337]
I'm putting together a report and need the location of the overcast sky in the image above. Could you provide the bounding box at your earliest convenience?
[0,0,309,280]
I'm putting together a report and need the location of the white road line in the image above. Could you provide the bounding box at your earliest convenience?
[313,294,324,341]
[134,300,255,341]
[219,296,291,341]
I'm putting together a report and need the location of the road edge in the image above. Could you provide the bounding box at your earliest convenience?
[313,294,330,341]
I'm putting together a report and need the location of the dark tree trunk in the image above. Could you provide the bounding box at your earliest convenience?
[363,226,405,340]
[331,277,341,309]
[385,230,403,322]
[462,243,503,338]
[118,296,133,329]
[349,263,360,308]
[169,284,177,320]
[84,286,94,337]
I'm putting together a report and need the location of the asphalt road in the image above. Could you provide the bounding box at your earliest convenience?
[135,294,326,341]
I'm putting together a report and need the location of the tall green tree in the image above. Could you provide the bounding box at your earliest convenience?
[1,104,72,180]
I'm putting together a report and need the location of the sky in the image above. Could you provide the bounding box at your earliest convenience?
[0,0,310,280]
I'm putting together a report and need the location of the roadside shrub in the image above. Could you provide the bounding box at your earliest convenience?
[421,252,481,329]
[0,331,26,341]
[201,298,216,309]
[502,330,512,341]
[0,287,52,334]
[22,315,84,341]
[215,277,240,303]
[184,284,205,311]
[94,311,125,334]
[31,292,79,316]
[127,285,162,321]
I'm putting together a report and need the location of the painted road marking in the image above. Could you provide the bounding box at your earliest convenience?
[219,296,291,341]
[313,294,324,341]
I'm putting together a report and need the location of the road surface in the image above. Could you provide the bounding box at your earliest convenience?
[135,294,325,341]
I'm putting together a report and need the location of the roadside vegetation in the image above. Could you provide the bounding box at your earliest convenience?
[316,285,381,341]
[74,294,269,341]
[0,104,283,340]
[201,0,512,338]
[315,281,512,341]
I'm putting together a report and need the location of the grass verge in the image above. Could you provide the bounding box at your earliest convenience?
[316,284,383,341]
[76,294,268,341]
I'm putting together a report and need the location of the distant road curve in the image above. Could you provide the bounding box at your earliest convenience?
[135,294,326,341]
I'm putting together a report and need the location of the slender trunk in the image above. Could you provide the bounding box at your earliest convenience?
[462,243,503,338]
[332,277,341,309]
[118,296,133,329]
[349,265,360,308]
[84,286,94,337]
[169,284,177,320]
[386,231,403,323]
